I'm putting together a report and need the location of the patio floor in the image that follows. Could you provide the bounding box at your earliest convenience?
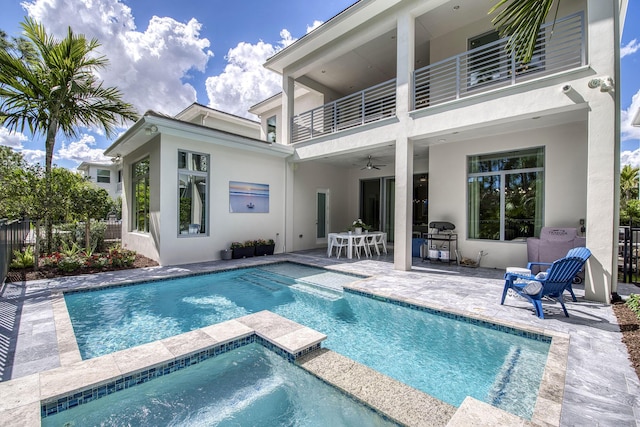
[1,249,638,426]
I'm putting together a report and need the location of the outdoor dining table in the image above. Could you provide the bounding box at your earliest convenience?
[327,231,385,259]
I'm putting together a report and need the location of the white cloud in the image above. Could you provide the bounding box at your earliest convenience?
[307,20,323,33]
[18,149,46,165]
[621,39,639,58]
[205,30,296,118]
[56,134,112,164]
[621,149,640,168]
[622,89,640,142]
[0,127,28,148]
[23,0,213,116]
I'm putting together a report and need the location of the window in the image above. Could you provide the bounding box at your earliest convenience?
[266,116,276,142]
[132,158,150,233]
[467,148,544,241]
[97,169,111,183]
[178,150,208,236]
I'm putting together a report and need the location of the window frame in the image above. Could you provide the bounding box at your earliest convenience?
[132,158,150,233]
[96,168,111,183]
[177,150,209,237]
[266,116,276,143]
[467,147,544,242]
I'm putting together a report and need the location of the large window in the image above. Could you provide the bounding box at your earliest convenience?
[266,116,276,142]
[97,169,111,183]
[132,158,150,233]
[178,150,208,236]
[468,148,544,241]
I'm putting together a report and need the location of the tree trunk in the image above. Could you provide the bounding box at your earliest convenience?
[85,217,91,252]
[44,121,57,254]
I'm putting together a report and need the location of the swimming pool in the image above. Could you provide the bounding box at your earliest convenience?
[41,343,399,426]
[64,262,550,419]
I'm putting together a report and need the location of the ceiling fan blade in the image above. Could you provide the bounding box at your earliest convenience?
[373,166,381,170]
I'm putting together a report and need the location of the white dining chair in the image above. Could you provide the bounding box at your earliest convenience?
[352,234,369,259]
[375,232,388,255]
[327,233,338,257]
[365,233,380,256]
[333,235,350,259]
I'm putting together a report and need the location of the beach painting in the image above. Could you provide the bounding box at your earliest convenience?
[229,181,269,213]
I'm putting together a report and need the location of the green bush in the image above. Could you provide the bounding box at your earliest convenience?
[42,221,107,255]
[108,246,136,268]
[10,246,35,269]
[626,294,640,320]
[57,254,84,273]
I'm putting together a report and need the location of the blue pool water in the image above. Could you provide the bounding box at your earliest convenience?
[64,262,550,419]
[42,343,398,426]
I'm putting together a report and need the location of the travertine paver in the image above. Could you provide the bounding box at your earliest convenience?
[1,251,639,426]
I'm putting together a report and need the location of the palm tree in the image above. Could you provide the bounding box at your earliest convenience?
[620,164,639,206]
[489,0,560,64]
[0,17,138,174]
[0,18,138,251]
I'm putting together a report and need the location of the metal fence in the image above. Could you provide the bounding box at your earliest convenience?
[619,226,640,283]
[0,218,31,285]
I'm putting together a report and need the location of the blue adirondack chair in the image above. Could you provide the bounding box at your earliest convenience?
[500,247,591,319]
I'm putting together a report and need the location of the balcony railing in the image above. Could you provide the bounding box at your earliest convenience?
[291,78,396,144]
[413,12,585,109]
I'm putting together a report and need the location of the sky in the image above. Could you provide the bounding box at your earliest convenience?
[0,0,639,171]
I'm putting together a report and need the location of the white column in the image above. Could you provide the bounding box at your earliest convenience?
[584,0,620,303]
[393,11,415,271]
[281,75,294,145]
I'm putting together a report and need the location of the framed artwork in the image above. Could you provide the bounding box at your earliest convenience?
[229,181,269,213]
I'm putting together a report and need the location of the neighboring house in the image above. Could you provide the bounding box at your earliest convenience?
[106,0,627,304]
[76,161,123,200]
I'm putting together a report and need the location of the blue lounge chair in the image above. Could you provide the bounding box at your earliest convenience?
[500,247,591,319]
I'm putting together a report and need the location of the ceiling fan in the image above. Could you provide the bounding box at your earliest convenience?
[361,155,386,170]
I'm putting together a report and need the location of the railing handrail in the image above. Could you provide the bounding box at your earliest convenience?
[413,11,585,109]
[291,78,397,143]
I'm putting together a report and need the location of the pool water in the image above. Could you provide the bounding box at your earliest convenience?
[41,343,398,427]
[64,262,550,419]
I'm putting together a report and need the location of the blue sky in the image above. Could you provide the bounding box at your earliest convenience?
[0,0,639,170]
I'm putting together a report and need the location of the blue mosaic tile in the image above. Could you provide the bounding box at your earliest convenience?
[40,332,317,419]
[344,288,551,343]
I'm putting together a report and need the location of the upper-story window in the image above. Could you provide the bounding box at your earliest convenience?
[266,116,276,142]
[132,158,150,233]
[178,150,208,236]
[467,147,544,241]
[96,169,111,183]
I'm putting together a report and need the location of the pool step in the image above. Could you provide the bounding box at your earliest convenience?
[290,282,343,301]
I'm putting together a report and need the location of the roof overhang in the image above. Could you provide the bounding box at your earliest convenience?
[104,113,293,159]
[633,107,640,127]
[175,103,260,127]
[263,0,401,76]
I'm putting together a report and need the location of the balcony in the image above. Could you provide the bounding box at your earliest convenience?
[413,12,585,110]
[291,78,396,144]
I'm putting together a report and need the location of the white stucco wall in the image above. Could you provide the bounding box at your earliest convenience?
[428,121,588,269]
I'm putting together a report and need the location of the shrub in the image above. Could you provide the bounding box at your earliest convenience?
[230,242,244,249]
[108,246,136,267]
[10,246,35,269]
[41,221,107,255]
[57,255,84,273]
[627,294,640,320]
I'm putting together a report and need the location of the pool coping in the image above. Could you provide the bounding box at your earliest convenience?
[343,281,570,427]
[0,262,570,426]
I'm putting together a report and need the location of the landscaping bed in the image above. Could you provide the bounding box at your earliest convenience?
[6,253,158,282]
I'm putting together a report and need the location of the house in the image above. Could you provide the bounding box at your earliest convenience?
[106,0,627,304]
[76,161,123,200]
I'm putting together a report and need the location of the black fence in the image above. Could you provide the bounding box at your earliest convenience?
[619,226,640,283]
[0,218,31,285]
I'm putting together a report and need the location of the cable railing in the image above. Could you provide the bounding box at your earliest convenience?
[291,78,396,143]
[413,11,585,109]
[0,218,31,285]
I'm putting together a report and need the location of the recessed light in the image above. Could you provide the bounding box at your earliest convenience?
[453,5,460,10]
[438,138,446,143]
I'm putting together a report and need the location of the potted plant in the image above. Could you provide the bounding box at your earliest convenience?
[350,219,370,234]
[230,241,245,259]
[242,240,256,258]
[255,238,275,256]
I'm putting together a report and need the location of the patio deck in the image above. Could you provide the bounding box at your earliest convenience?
[1,250,638,426]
